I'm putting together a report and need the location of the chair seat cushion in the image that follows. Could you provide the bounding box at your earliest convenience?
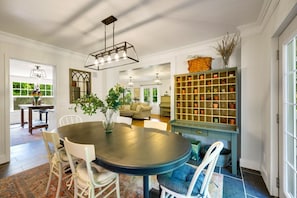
[157,164,205,196]
[76,162,116,186]
[58,149,69,162]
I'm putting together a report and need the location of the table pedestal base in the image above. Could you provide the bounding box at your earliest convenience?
[143,176,149,198]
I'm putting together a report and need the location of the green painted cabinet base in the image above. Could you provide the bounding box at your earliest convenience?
[170,120,239,175]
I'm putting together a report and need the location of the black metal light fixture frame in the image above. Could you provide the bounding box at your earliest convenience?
[84,15,139,71]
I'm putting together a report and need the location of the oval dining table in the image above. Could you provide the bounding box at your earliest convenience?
[54,121,192,198]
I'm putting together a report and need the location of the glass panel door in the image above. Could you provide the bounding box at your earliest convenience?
[280,20,297,197]
[284,37,297,198]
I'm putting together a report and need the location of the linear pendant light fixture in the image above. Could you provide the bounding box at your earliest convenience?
[84,15,139,71]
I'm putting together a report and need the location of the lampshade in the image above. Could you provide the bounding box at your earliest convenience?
[84,15,139,71]
[30,66,46,79]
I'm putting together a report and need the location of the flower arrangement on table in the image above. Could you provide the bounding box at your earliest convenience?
[74,84,125,133]
[31,89,42,105]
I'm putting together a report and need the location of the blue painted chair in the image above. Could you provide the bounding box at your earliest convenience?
[157,141,224,198]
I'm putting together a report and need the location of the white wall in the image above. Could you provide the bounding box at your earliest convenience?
[0,32,106,164]
[239,0,297,196]
[0,47,9,164]
[1,1,296,195]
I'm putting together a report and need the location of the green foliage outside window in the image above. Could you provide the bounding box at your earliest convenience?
[152,88,158,103]
[13,82,34,96]
[143,87,159,103]
[12,81,54,110]
[120,88,132,104]
[144,88,150,102]
[12,82,53,96]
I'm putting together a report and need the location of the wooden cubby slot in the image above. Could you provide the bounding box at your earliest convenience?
[174,68,238,126]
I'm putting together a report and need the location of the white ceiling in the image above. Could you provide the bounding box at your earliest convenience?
[10,59,54,80]
[2,0,265,83]
[119,63,171,85]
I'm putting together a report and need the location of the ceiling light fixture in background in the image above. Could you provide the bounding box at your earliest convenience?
[128,76,134,87]
[154,73,162,85]
[30,65,46,79]
[84,15,139,71]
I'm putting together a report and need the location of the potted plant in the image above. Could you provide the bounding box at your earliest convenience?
[214,32,239,67]
[74,84,125,133]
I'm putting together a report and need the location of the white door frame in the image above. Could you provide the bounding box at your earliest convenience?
[279,15,297,198]
[140,85,160,115]
[0,53,10,164]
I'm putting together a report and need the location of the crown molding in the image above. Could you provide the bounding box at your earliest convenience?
[238,0,280,37]
[0,30,86,58]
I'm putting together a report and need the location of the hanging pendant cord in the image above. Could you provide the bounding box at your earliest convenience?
[104,24,107,51]
[113,22,115,49]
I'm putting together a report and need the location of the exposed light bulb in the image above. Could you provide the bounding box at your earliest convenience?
[99,57,104,64]
[94,58,99,66]
[114,53,119,61]
[122,51,127,59]
[107,55,112,63]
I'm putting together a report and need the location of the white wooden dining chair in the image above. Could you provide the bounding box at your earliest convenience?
[144,120,168,131]
[59,114,82,127]
[116,115,133,126]
[42,131,72,198]
[157,141,224,198]
[64,137,120,198]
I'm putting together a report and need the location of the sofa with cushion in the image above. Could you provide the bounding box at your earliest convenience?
[119,102,152,119]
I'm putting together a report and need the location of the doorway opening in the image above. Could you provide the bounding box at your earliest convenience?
[9,59,56,146]
[118,63,171,116]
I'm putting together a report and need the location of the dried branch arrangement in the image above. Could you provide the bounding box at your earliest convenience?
[214,32,240,67]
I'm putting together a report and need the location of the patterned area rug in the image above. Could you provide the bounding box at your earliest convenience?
[0,163,223,198]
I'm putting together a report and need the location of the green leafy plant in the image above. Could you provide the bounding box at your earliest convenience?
[74,84,125,116]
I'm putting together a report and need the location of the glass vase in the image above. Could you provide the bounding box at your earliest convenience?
[102,109,115,134]
[222,56,230,68]
[33,97,40,105]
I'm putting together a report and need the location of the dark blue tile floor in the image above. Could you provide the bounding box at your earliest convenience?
[219,166,273,198]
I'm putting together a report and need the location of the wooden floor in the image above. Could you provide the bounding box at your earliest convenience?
[132,114,170,129]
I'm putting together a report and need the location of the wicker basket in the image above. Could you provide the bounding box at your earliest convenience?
[187,57,212,73]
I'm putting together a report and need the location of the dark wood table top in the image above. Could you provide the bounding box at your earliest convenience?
[19,104,54,109]
[55,121,191,176]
